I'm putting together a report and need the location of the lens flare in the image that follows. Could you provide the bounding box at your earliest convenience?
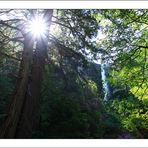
[28,16,47,38]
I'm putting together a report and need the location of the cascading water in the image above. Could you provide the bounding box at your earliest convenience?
[101,63,110,102]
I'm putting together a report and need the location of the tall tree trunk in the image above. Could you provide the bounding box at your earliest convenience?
[0,34,34,138]
[15,10,53,138]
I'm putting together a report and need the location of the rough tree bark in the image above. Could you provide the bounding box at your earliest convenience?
[15,10,53,138]
[0,34,34,138]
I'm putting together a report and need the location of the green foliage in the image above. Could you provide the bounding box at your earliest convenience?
[33,63,103,138]
[39,97,101,138]
[0,71,16,124]
[33,61,122,139]
[107,98,148,138]
[87,80,98,94]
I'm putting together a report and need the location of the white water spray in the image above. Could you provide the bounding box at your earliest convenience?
[101,63,110,102]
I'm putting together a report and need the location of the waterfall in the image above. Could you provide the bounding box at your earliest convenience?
[101,63,110,102]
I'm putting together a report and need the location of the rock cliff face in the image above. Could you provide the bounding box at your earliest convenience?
[84,62,103,98]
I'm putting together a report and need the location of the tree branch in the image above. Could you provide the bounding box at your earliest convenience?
[0,51,21,61]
